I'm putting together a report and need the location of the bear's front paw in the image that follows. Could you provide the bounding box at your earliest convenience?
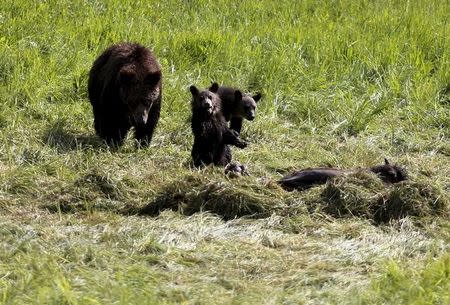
[230,129,240,137]
[236,140,248,149]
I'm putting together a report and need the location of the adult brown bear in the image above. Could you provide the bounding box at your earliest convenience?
[88,43,162,146]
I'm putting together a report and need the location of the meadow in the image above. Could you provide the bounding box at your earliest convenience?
[0,0,449,304]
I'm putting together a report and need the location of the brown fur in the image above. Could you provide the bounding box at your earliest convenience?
[88,43,162,146]
[190,84,247,167]
[278,159,408,191]
[209,82,262,133]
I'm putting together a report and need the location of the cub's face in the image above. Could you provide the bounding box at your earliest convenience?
[371,159,407,184]
[118,67,161,125]
[235,91,262,121]
[241,96,258,120]
[190,85,220,116]
[375,165,407,183]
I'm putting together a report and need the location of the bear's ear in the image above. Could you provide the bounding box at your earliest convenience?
[209,82,219,93]
[253,93,262,103]
[119,68,137,85]
[384,158,390,165]
[190,85,199,96]
[234,90,243,101]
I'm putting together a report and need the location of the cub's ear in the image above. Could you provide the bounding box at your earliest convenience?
[253,93,262,103]
[209,82,219,93]
[119,68,137,85]
[234,90,243,101]
[384,158,390,165]
[189,85,199,96]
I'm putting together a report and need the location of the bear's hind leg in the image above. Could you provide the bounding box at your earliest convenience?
[215,145,232,166]
[192,143,214,167]
[95,118,130,147]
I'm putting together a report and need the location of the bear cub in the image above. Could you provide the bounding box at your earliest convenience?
[278,158,407,191]
[190,83,247,167]
[88,42,162,146]
[209,82,262,133]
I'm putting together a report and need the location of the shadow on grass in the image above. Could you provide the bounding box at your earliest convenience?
[43,122,104,152]
[42,169,129,214]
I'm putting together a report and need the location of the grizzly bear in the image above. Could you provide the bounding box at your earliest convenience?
[88,43,162,146]
[190,84,247,167]
[209,82,262,133]
[278,159,407,191]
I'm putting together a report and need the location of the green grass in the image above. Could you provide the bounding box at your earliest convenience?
[0,0,449,303]
[355,254,450,304]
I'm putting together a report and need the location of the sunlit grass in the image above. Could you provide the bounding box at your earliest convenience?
[0,0,449,303]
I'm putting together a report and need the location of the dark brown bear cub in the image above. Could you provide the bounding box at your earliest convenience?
[278,159,407,191]
[209,82,262,133]
[190,83,247,167]
[88,43,162,146]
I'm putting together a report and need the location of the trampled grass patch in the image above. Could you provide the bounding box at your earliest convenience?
[139,171,288,219]
[375,181,450,222]
[319,171,385,219]
[310,172,450,222]
[138,169,449,224]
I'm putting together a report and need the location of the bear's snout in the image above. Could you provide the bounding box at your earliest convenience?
[246,110,255,120]
[132,104,149,125]
[202,99,213,114]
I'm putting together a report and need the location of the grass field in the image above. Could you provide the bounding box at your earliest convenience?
[1,0,449,304]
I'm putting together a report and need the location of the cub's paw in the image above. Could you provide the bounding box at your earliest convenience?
[236,140,248,149]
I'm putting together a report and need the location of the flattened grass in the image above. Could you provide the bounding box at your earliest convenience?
[313,172,449,222]
[375,181,450,222]
[140,171,287,219]
[137,169,449,223]
[319,171,385,219]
